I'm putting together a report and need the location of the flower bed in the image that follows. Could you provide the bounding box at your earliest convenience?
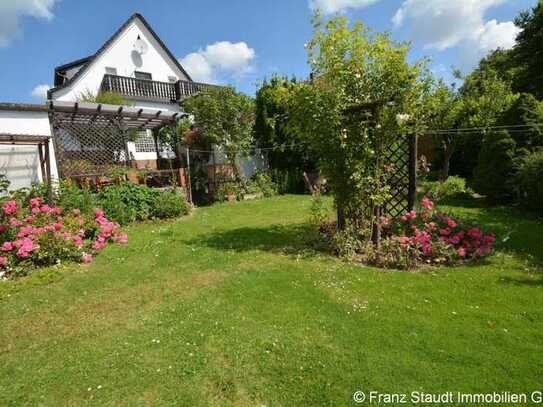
[378,197,495,268]
[0,198,127,279]
[322,196,495,270]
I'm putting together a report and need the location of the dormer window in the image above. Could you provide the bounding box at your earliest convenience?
[105,67,117,75]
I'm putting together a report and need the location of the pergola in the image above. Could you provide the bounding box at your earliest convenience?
[48,101,183,178]
[0,133,53,200]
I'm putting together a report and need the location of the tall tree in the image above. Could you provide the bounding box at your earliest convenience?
[183,87,255,189]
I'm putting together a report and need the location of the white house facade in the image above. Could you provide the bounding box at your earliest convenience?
[0,13,210,190]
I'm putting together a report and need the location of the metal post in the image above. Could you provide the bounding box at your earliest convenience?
[185,146,193,205]
[408,133,418,211]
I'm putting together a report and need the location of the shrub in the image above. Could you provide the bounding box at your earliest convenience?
[512,150,543,213]
[151,189,190,219]
[56,181,96,214]
[215,181,241,202]
[421,176,472,202]
[473,130,516,201]
[0,197,127,279]
[98,183,159,224]
[246,171,277,198]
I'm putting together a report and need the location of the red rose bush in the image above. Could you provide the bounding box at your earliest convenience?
[0,198,127,279]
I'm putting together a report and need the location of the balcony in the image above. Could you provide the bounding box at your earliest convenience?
[100,74,213,103]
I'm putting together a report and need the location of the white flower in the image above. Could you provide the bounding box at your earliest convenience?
[396,113,411,126]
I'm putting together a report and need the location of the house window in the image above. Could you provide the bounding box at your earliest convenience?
[168,76,177,83]
[134,131,156,153]
[135,71,152,80]
[105,67,117,75]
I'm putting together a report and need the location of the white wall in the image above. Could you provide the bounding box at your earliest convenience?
[52,17,188,113]
[0,110,59,191]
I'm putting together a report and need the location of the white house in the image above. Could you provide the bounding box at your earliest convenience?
[0,13,210,190]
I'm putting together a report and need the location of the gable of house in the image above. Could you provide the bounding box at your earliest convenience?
[49,13,192,102]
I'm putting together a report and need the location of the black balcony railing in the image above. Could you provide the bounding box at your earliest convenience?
[100,74,213,102]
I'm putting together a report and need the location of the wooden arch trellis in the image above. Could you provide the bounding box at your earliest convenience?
[343,100,418,219]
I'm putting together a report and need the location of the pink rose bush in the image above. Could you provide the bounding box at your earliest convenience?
[0,196,127,279]
[381,196,495,267]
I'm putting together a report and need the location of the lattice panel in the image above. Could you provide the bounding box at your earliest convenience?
[382,134,411,217]
[52,112,129,177]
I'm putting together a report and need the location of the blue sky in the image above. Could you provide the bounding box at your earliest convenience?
[0,0,536,103]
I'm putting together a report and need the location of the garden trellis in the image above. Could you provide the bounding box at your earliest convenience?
[49,101,180,178]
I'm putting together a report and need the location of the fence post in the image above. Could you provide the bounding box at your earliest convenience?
[185,146,193,205]
[408,133,418,211]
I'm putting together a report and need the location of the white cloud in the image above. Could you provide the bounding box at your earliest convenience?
[308,0,379,14]
[0,0,58,47]
[392,0,519,67]
[180,41,256,84]
[477,19,519,53]
[31,84,50,100]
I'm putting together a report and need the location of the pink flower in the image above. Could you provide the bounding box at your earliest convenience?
[0,224,6,233]
[9,218,23,228]
[92,239,107,251]
[31,207,41,215]
[94,208,105,218]
[51,206,63,215]
[82,254,93,263]
[29,197,42,208]
[400,215,408,222]
[408,210,417,220]
[73,235,83,248]
[2,201,17,216]
[52,222,62,231]
[439,228,451,236]
[15,237,38,258]
[421,197,434,210]
[72,208,81,216]
[60,231,71,240]
[457,248,466,257]
[40,204,52,213]
[398,236,411,247]
[446,218,457,229]
[1,241,13,252]
[16,226,34,238]
[25,215,34,223]
[424,222,437,232]
[483,234,495,246]
[0,256,7,267]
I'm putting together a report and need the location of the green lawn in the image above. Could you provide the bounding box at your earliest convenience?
[0,195,542,405]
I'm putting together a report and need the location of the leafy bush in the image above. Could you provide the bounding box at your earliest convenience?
[98,183,159,224]
[246,171,277,197]
[512,150,543,213]
[473,130,516,201]
[151,189,190,219]
[0,197,127,279]
[97,183,190,224]
[421,176,473,202]
[56,181,97,214]
[215,181,241,202]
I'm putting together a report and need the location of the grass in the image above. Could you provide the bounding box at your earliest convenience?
[0,195,542,405]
